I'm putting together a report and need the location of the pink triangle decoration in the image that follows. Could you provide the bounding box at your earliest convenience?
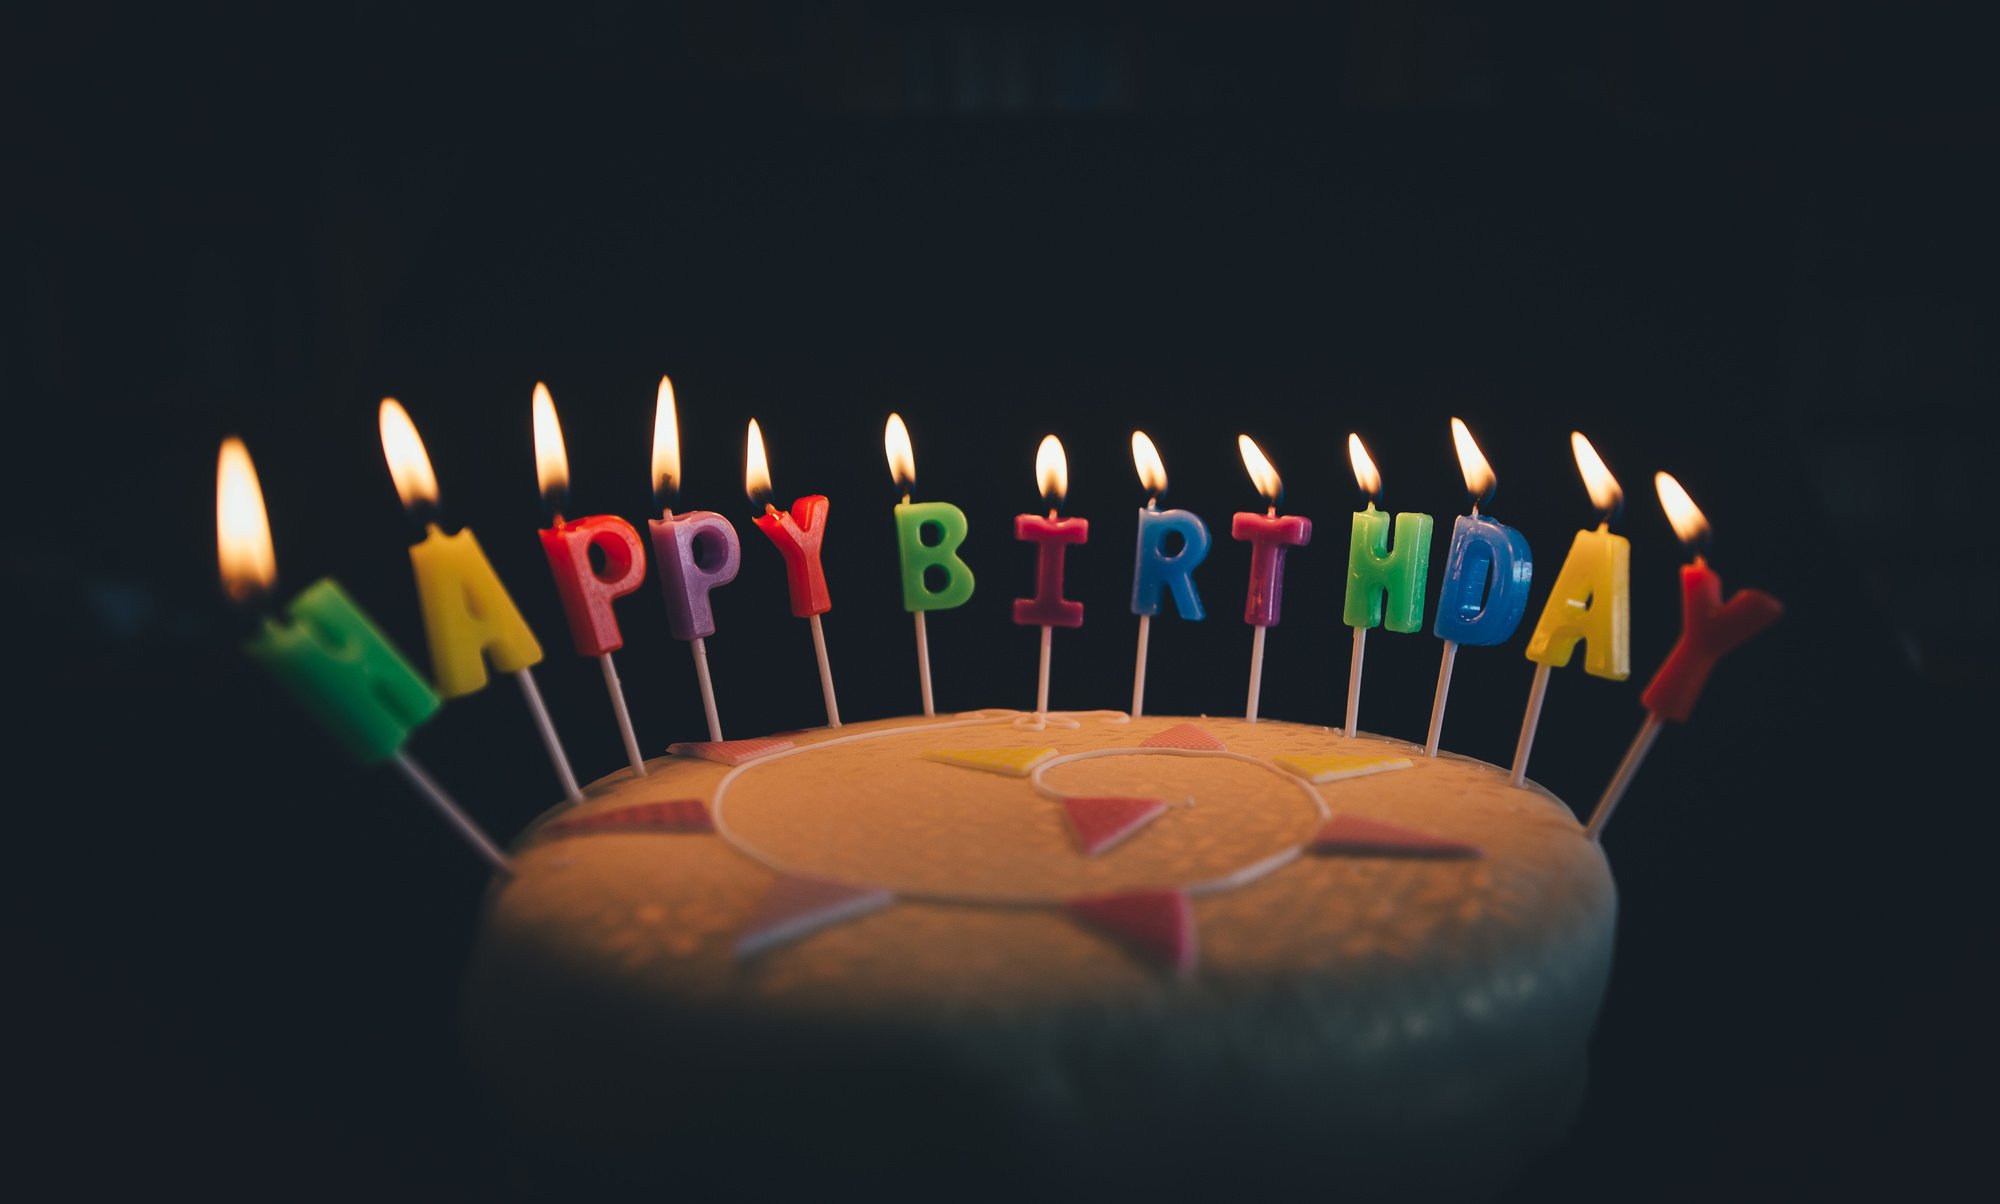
[1139,723,1226,752]
[1066,889,1197,977]
[735,876,894,958]
[1308,814,1483,860]
[1061,796,1169,856]
[667,736,795,766]
[537,799,712,841]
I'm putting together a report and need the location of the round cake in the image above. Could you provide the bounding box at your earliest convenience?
[462,711,1615,1199]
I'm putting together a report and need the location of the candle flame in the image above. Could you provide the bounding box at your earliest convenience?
[1238,434,1282,504]
[884,412,916,494]
[1347,433,1381,501]
[744,418,773,506]
[1450,417,1496,502]
[1655,471,1711,548]
[379,398,440,512]
[1570,431,1623,519]
[1132,430,1167,498]
[651,374,680,505]
[531,381,570,513]
[1036,434,1068,510]
[216,436,276,602]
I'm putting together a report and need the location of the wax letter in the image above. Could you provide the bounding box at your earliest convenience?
[246,579,442,764]
[751,495,832,617]
[1013,513,1089,627]
[1432,515,1533,646]
[1523,527,1631,680]
[410,526,544,698]
[650,511,742,640]
[1231,512,1312,626]
[894,501,976,612]
[1344,509,1434,632]
[1132,508,1210,620]
[539,515,648,657]
[1639,562,1783,722]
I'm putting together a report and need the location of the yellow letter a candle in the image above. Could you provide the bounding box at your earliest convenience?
[409,523,546,698]
[1522,526,1630,681]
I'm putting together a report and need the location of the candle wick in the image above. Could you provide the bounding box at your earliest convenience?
[1047,507,1058,521]
[1266,505,1276,517]
[901,492,911,505]
[1146,496,1158,511]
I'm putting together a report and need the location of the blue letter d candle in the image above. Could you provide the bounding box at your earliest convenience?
[1432,514,1533,645]
[1131,507,1210,620]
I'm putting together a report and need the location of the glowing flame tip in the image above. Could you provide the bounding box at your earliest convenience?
[531,382,569,507]
[744,418,772,505]
[1347,433,1382,500]
[1237,434,1282,504]
[216,437,276,602]
[1449,417,1496,502]
[1655,471,1711,548]
[378,398,440,512]
[1570,431,1624,518]
[884,413,915,493]
[651,375,680,503]
[1036,434,1068,509]
[1132,430,1167,497]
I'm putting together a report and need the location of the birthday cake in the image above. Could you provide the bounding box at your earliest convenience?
[462,710,1615,1199]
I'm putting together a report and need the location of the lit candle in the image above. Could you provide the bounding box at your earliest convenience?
[378,398,583,805]
[1510,431,1631,787]
[1231,434,1311,723]
[1423,418,1534,757]
[745,418,841,728]
[1586,473,1783,840]
[648,376,740,742]
[885,413,975,717]
[531,383,650,777]
[218,438,509,872]
[1128,430,1210,719]
[1013,435,1087,722]
[1341,433,1434,739]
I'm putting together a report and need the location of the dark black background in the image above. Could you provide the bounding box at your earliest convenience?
[9,2,1994,1198]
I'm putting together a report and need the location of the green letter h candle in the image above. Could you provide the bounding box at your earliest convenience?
[247,579,442,764]
[1344,507,1434,632]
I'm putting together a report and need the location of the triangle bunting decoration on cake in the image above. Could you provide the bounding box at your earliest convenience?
[922,746,1058,777]
[536,799,712,842]
[1273,751,1413,784]
[1061,796,1169,856]
[1308,814,1483,859]
[667,736,796,766]
[1066,888,1197,977]
[735,875,895,958]
[1138,723,1226,751]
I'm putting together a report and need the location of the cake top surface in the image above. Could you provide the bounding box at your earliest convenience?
[474,711,1614,1012]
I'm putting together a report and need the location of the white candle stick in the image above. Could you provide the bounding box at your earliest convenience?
[597,652,646,776]
[1509,662,1552,787]
[913,610,935,717]
[1344,627,1367,736]
[391,752,513,874]
[809,613,841,727]
[690,636,722,742]
[1131,615,1151,719]
[514,667,583,805]
[1035,624,1054,720]
[1585,713,1663,841]
[1245,625,1267,722]
[1424,640,1459,757]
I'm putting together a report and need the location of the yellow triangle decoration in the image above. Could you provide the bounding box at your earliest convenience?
[923,747,1058,777]
[1274,752,1413,784]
